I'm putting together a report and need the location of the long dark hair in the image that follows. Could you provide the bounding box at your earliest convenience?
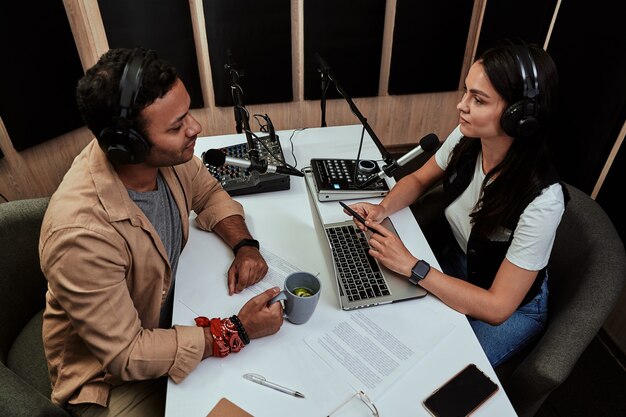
[446,40,559,237]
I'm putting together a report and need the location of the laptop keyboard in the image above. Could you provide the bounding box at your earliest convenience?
[325,224,392,301]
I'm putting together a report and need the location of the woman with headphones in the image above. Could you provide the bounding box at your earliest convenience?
[346,40,567,367]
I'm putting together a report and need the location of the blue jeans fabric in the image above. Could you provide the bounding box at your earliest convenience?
[439,244,548,367]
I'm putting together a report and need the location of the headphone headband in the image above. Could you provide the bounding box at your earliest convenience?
[500,43,541,138]
[513,44,539,101]
[98,48,157,164]
[118,48,157,120]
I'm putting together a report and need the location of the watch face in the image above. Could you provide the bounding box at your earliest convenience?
[410,260,430,284]
[414,261,430,277]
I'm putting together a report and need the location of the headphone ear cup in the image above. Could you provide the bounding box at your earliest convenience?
[98,127,150,164]
[501,99,540,138]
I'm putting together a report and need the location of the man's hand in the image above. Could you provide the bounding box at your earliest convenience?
[237,287,284,339]
[228,247,269,295]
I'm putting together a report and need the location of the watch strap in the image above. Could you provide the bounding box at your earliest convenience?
[232,238,259,255]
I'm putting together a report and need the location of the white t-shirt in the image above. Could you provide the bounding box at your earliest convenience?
[434,125,565,271]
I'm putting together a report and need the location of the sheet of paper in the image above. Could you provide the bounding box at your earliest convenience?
[242,248,301,295]
[304,306,455,400]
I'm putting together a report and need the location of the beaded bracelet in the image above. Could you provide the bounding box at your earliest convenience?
[222,317,244,353]
[230,315,250,345]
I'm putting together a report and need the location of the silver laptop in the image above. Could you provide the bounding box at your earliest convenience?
[305,170,427,310]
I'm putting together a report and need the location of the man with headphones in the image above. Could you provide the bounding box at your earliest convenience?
[343,40,567,368]
[39,48,284,416]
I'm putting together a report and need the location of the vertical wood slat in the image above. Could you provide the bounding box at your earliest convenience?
[378,0,397,97]
[292,0,304,102]
[62,0,109,70]
[189,0,214,109]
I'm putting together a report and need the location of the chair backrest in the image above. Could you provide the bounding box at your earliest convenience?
[0,197,72,416]
[501,184,626,417]
[0,197,50,363]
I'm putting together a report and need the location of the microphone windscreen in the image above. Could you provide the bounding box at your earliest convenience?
[315,52,331,73]
[420,133,440,152]
[203,149,227,166]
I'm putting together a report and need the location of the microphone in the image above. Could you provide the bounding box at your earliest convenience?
[203,149,304,177]
[315,52,332,75]
[357,133,440,188]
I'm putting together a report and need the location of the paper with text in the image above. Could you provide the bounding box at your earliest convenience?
[304,307,455,400]
[242,248,301,295]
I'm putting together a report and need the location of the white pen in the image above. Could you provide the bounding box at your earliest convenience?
[243,373,305,398]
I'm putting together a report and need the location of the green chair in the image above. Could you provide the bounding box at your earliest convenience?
[0,197,70,417]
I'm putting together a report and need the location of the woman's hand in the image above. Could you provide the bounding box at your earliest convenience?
[346,202,387,231]
[366,222,417,277]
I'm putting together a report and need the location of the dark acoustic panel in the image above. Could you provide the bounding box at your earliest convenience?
[597,139,626,245]
[388,0,473,95]
[203,0,292,107]
[304,0,386,100]
[0,2,84,151]
[547,0,626,197]
[476,0,558,57]
[99,0,204,109]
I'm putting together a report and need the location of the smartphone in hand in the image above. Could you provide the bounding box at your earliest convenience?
[423,364,499,417]
[339,201,379,234]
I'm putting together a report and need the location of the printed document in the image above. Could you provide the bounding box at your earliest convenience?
[304,306,455,400]
[242,248,301,294]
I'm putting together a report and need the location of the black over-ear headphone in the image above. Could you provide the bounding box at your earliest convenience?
[500,44,540,138]
[98,48,157,164]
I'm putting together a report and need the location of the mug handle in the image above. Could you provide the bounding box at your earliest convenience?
[268,291,287,305]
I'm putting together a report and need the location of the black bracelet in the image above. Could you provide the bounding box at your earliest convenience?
[230,315,250,345]
[232,238,259,255]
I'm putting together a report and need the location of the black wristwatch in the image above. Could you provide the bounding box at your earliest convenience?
[409,259,430,285]
[232,238,259,255]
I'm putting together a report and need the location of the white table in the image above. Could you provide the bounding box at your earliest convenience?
[165,125,517,417]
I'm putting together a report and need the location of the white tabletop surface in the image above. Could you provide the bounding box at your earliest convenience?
[165,125,517,417]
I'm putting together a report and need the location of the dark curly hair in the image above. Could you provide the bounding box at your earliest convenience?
[76,48,178,141]
[445,40,559,237]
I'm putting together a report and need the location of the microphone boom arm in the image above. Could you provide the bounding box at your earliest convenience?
[327,71,395,167]
[225,57,259,163]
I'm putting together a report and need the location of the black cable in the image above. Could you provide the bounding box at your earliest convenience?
[287,128,306,168]
[242,128,299,172]
[0,193,8,203]
[253,114,270,133]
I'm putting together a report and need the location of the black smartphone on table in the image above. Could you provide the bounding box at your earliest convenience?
[423,363,499,417]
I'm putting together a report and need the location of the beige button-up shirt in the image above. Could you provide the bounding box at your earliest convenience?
[39,140,244,406]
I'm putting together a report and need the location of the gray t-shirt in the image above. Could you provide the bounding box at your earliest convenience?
[128,173,182,328]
